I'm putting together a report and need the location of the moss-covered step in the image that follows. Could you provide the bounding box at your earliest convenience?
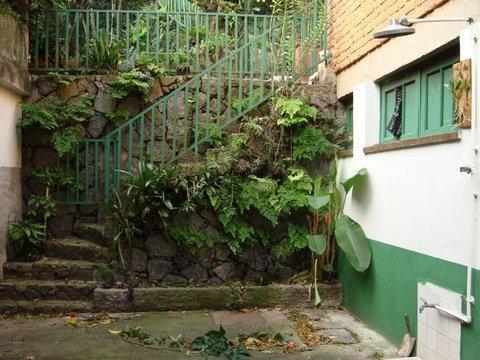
[94,283,342,312]
[0,279,97,301]
[4,258,100,281]
[72,222,109,247]
[43,237,109,263]
[0,299,92,315]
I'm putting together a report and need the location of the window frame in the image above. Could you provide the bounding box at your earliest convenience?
[344,99,353,149]
[379,51,459,144]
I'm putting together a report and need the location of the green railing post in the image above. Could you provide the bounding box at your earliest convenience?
[104,135,111,199]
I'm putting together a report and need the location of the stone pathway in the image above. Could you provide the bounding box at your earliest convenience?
[0,307,398,359]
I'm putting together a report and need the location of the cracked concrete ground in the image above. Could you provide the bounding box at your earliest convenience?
[0,308,397,359]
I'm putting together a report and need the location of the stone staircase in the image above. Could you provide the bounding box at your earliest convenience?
[0,222,109,315]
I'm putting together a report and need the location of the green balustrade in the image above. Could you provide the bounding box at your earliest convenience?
[47,1,327,204]
[30,4,326,76]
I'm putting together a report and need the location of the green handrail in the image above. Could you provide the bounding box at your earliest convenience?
[51,2,327,204]
[30,5,325,75]
[56,31,275,204]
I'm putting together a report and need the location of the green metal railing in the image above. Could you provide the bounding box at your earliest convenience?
[158,0,203,13]
[50,2,327,204]
[56,32,275,204]
[30,5,325,76]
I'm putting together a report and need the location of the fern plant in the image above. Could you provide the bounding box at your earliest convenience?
[275,98,317,127]
[109,70,154,100]
[19,98,93,156]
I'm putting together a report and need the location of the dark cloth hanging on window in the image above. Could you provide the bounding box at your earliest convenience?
[387,87,403,139]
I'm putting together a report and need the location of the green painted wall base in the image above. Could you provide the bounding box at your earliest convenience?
[338,239,480,359]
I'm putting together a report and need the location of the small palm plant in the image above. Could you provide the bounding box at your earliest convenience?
[307,161,370,306]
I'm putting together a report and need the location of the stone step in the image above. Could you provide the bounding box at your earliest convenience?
[43,237,109,263]
[0,280,97,301]
[0,299,92,315]
[4,258,101,281]
[73,222,109,247]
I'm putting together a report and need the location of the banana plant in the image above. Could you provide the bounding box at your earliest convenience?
[307,161,370,306]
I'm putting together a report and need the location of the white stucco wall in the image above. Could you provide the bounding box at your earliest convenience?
[337,23,480,269]
[0,86,22,168]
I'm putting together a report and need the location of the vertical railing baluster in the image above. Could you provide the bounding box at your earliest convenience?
[75,11,80,68]
[204,70,211,136]
[126,12,130,60]
[45,12,50,69]
[183,86,190,153]
[135,12,141,55]
[139,114,145,159]
[237,47,244,115]
[104,135,110,198]
[155,13,160,61]
[75,146,80,203]
[161,101,167,164]
[195,13,200,72]
[175,12,180,66]
[34,13,39,70]
[85,141,89,203]
[128,123,133,173]
[94,140,99,202]
[150,108,156,158]
[114,132,120,192]
[85,11,90,69]
[226,56,233,123]
[55,12,59,69]
[193,79,201,157]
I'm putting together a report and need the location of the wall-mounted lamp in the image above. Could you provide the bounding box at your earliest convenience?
[373,16,474,39]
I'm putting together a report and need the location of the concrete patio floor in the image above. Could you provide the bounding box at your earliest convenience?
[0,307,398,359]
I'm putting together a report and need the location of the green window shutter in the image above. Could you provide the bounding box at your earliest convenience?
[420,56,458,136]
[380,72,420,143]
[380,49,459,143]
[345,101,354,149]
[402,78,420,139]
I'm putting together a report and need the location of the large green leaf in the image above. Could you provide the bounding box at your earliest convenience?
[307,234,326,255]
[334,215,371,272]
[307,195,329,211]
[341,168,367,195]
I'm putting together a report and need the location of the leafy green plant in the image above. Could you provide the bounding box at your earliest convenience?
[48,71,76,86]
[119,325,154,345]
[109,70,153,100]
[31,168,73,189]
[226,282,247,309]
[199,123,226,147]
[8,219,45,259]
[233,89,263,112]
[19,98,93,156]
[27,195,57,219]
[104,188,142,269]
[168,334,186,349]
[306,162,371,306]
[104,108,131,126]
[167,225,216,254]
[87,29,123,70]
[292,125,338,160]
[98,263,116,286]
[275,98,317,127]
[133,54,168,78]
[191,326,251,359]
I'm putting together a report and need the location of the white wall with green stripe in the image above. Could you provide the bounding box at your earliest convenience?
[337,23,480,359]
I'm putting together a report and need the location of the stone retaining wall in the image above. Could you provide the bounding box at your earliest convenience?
[21,69,342,286]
